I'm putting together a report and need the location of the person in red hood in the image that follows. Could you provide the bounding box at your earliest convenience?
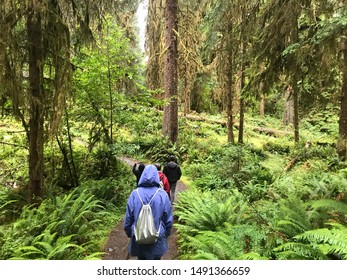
[154,163,171,199]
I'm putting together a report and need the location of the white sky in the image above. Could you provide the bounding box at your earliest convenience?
[136,0,148,52]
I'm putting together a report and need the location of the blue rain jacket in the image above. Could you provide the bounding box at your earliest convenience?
[124,164,173,259]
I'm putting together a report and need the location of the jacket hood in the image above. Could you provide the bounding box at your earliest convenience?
[167,161,178,168]
[138,164,160,187]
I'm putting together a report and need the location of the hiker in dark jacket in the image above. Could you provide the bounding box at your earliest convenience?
[132,162,145,186]
[124,164,173,260]
[163,155,182,203]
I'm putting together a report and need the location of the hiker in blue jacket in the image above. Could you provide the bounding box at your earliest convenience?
[124,164,173,260]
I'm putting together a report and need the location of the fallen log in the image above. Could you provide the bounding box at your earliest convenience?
[250,126,292,137]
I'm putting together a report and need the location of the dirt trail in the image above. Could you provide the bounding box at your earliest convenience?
[103,156,187,260]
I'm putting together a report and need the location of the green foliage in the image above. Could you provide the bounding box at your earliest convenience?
[0,186,26,224]
[274,197,313,239]
[175,187,278,259]
[175,188,251,257]
[71,17,147,149]
[186,229,245,260]
[82,145,119,179]
[184,143,272,192]
[276,223,347,260]
[176,188,249,232]
[10,230,100,260]
[263,141,291,154]
[309,13,347,45]
[309,199,347,226]
[0,184,122,259]
[303,172,347,201]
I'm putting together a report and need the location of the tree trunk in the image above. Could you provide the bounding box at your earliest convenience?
[259,82,265,117]
[27,7,44,201]
[283,85,294,125]
[65,108,79,187]
[107,38,113,144]
[182,42,190,116]
[238,41,246,144]
[293,80,300,143]
[226,37,234,144]
[337,36,347,160]
[162,0,178,143]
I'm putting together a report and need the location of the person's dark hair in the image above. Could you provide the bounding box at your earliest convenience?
[138,162,145,172]
[168,155,176,162]
[154,163,161,171]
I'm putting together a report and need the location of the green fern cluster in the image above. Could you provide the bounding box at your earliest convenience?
[175,188,274,259]
[268,170,347,201]
[0,188,113,259]
[0,187,26,224]
[10,229,102,260]
[275,223,347,260]
[274,197,313,238]
[272,196,347,259]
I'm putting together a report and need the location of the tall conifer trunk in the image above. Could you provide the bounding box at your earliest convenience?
[226,22,234,144]
[238,40,246,144]
[337,36,347,160]
[27,6,44,201]
[162,0,178,143]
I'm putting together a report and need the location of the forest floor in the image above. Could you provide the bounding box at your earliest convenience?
[102,156,187,260]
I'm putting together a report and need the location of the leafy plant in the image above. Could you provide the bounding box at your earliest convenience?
[10,230,100,260]
[275,223,347,260]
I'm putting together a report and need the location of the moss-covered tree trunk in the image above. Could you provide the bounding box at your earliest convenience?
[27,6,44,201]
[226,50,235,144]
[162,0,178,143]
[337,36,347,160]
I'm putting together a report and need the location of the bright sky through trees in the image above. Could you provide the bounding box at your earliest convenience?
[136,0,148,52]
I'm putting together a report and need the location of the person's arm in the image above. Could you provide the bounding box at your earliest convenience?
[162,196,173,237]
[124,193,135,238]
[177,166,182,180]
[162,164,168,176]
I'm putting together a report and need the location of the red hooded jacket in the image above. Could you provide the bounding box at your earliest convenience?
[158,171,170,199]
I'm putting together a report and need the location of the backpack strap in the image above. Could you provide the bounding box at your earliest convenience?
[136,188,160,206]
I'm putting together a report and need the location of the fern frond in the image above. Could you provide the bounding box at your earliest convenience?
[275,242,327,260]
[238,252,269,260]
[295,226,347,259]
[275,197,312,238]
[309,199,347,224]
[192,251,219,260]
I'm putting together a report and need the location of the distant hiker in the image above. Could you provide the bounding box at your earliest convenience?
[124,164,173,260]
[163,155,182,203]
[154,163,171,199]
[132,162,145,186]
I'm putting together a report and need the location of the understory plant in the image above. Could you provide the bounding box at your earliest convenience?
[0,168,132,260]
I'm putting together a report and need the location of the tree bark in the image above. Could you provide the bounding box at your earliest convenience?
[293,80,300,143]
[259,82,265,117]
[227,71,235,143]
[283,85,294,125]
[238,41,246,144]
[162,0,178,143]
[226,36,234,144]
[337,36,347,160]
[27,6,44,201]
